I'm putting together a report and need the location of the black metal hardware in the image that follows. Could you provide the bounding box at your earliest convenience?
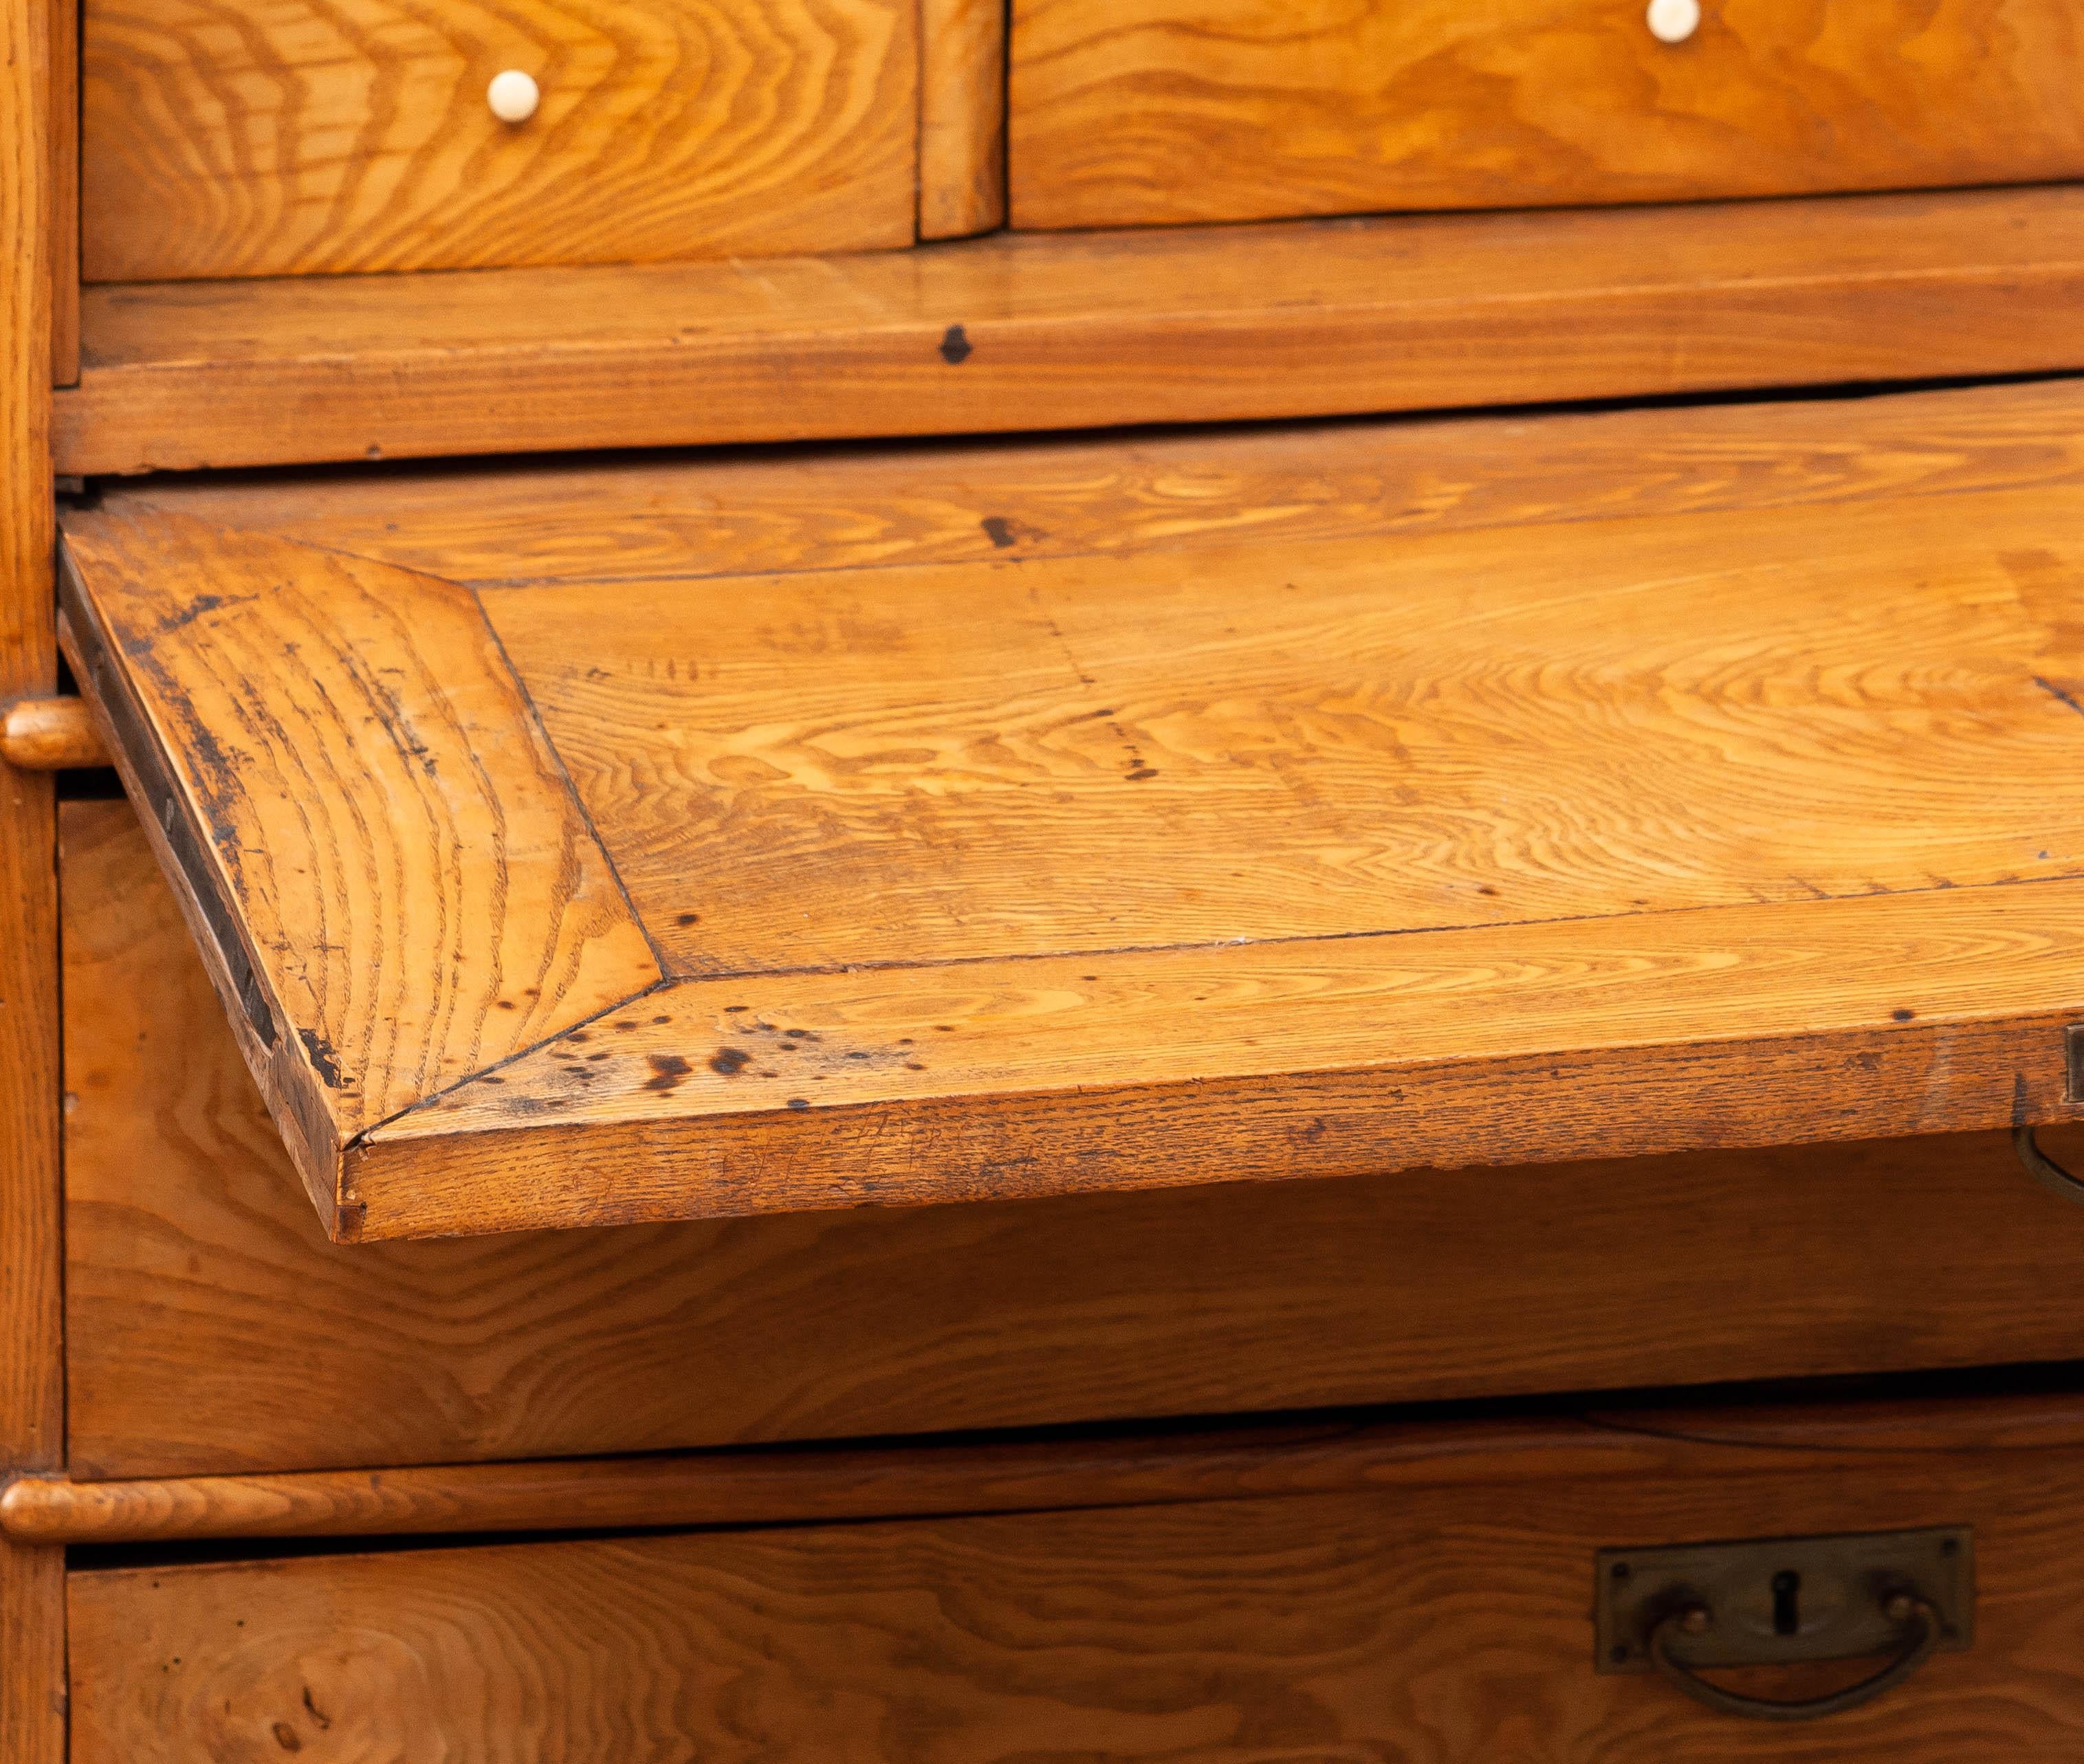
[1649,1593,1940,1722]
[2015,1123,2084,1209]
[1597,1526,1971,1722]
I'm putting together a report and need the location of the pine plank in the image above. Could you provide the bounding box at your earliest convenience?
[52,185,2084,475]
[65,800,2084,1475]
[1011,0,2084,230]
[81,0,917,281]
[129,377,2084,590]
[0,0,67,1747]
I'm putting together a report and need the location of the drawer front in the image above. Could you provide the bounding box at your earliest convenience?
[62,797,2084,1479]
[1009,0,2084,232]
[82,0,917,282]
[65,1404,2084,1759]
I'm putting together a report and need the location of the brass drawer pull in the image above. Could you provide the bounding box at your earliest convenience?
[2014,1124,2084,1208]
[1650,1594,1940,1723]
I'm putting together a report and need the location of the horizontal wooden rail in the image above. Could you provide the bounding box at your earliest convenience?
[11,1393,2084,1545]
[0,696,106,769]
[54,185,2084,476]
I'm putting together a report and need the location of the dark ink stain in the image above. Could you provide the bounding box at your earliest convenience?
[589,1050,613,1062]
[652,1015,670,1024]
[567,1030,590,1043]
[725,1004,749,1014]
[297,1029,343,1088]
[934,1024,956,1033]
[675,912,701,926]
[496,999,517,1010]
[646,1054,694,1091]
[303,1689,332,1730]
[272,1722,303,1752]
[939,323,973,364]
[848,1051,870,1061]
[1126,766,1159,782]
[614,1020,639,1030]
[898,1037,914,1046]
[1477,885,1498,898]
[481,1076,505,1085]
[1891,1008,1916,1022]
[708,1048,751,1077]
[906,1061,925,1071]
[787,1097,811,1110]
[980,514,1048,549]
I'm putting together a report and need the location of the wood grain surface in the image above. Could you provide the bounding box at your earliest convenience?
[65,800,2084,1477]
[138,378,2084,590]
[58,386,2084,1237]
[83,0,916,281]
[18,1389,2084,1543]
[58,507,661,1229]
[1,695,105,768]
[52,185,2084,475]
[919,0,1005,238]
[67,1405,2084,1761]
[46,0,74,382]
[0,0,67,1750]
[1011,0,2084,230]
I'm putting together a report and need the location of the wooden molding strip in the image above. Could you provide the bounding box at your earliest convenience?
[14,1393,2084,1545]
[1,696,106,770]
[54,184,2084,477]
[919,0,1006,240]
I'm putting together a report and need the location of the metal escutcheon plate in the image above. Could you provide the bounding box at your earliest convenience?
[1596,1525,1973,1674]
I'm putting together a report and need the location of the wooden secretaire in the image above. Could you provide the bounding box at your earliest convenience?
[10,1,2084,1756]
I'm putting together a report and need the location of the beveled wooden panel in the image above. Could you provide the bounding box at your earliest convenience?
[1011,0,2084,230]
[66,1400,2084,1761]
[83,0,915,281]
[56,384,2084,1237]
[61,800,2084,1479]
[52,187,2084,476]
[57,509,661,1231]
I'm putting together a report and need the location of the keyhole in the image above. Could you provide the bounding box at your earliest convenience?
[1771,1569,1802,1636]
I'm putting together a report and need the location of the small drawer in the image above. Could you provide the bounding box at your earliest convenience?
[81,0,918,282]
[61,796,2084,1480]
[62,1395,2084,1759]
[1009,0,2084,232]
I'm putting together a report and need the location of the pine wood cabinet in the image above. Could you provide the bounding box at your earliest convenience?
[13,0,2084,1755]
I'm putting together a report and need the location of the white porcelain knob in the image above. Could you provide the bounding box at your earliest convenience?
[487,69,540,124]
[1647,0,1700,43]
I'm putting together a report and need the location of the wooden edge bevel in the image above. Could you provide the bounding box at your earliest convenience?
[341,993,2084,1241]
[54,546,351,1230]
[14,1391,2084,1546]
